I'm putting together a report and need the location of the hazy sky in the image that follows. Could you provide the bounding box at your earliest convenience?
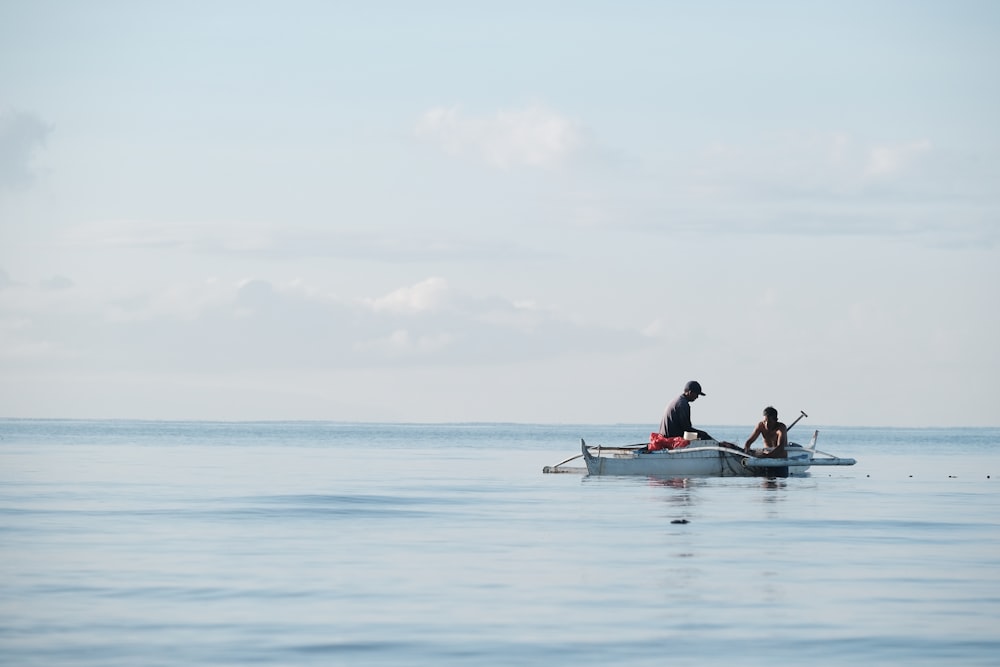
[2,1,998,426]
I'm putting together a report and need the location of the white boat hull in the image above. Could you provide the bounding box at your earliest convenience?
[580,438,855,477]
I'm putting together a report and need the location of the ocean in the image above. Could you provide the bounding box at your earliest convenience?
[1,419,998,666]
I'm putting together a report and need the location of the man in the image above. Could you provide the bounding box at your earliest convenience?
[743,406,788,458]
[659,380,714,441]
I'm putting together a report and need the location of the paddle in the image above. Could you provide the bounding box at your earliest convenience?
[786,410,807,431]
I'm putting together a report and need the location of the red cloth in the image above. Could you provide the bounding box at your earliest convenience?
[648,433,689,452]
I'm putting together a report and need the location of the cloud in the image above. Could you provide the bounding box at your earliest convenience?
[587,132,998,245]
[367,277,452,313]
[688,132,939,196]
[416,105,583,169]
[0,275,649,374]
[0,110,51,191]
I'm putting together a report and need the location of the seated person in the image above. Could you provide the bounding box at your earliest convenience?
[659,381,714,441]
[743,406,788,458]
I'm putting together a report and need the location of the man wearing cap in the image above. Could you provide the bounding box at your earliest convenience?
[659,381,714,441]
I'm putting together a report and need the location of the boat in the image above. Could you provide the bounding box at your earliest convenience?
[543,430,856,477]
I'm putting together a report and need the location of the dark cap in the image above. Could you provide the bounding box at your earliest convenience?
[684,380,706,396]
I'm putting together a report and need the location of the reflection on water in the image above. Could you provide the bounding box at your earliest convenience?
[760,477,787,502]
[647,476,700,512]
[646,476,695,489]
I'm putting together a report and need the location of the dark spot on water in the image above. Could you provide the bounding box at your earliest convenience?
[671,519,689,524]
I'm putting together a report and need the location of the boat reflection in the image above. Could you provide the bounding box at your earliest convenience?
[642,475,789,512]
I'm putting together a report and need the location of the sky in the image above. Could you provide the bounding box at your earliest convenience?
[1,1,998,427]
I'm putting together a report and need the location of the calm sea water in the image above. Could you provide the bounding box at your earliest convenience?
[1,420,998,666]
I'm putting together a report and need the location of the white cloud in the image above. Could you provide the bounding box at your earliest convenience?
[367,277,452,313]
[416,105,582,169]
[0,274,649,375]
[599,132,996,244]
[685,132,940,196]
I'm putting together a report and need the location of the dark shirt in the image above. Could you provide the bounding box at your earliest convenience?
[659,394,692,437]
